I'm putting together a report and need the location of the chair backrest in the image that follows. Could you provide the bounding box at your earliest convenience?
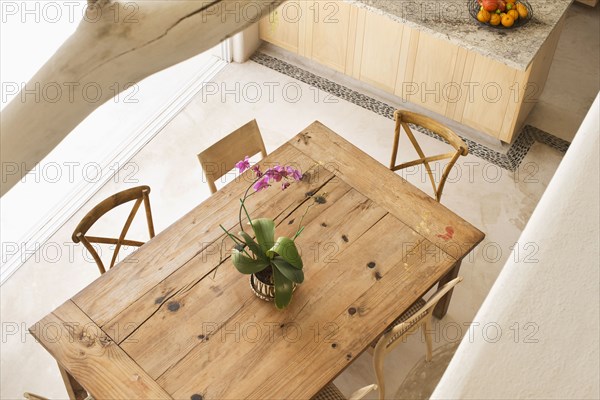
[370,276,463,400]
[376,277,463,354]
[197,119,268,194]
[390,110,468,202]
[72,185,155,274]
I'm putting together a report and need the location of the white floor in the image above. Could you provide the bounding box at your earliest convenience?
[0,3,597,399]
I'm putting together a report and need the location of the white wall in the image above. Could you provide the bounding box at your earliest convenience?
[431,93,600,399]
[232,23,262,63]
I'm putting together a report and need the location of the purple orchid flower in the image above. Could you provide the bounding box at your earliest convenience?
[252,164,262,178]
[253,176,270,192]
[286,166,303,181]
[236,156,303,191]
[235,156,250,174]
[265,166,285,182]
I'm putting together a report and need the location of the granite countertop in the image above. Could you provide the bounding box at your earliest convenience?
[344,0,572,70]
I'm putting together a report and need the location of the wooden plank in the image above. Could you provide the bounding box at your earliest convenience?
[407,32,460,116]
[351,7,366,81]
[258,2,301,53]
[358,10,404,92]
[445,46,469,120]
[344,5,359,76]
[308,1,352,73]
[103,169,350,344]
[460,54,518,139]
[394,24,419,100]
[158,213,451,399]
[29,301,171,399]
[289,122,485,257]
[126,185,387,381]
[452,50,477,123]
[73,144,318,327]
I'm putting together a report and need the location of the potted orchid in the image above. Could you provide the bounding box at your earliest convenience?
[220,156,307,309]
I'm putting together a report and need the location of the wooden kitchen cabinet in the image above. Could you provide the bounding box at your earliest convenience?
[258,2,303,53]
[402,32,461,117]
[304,1,354,73]
[353,9,404,92]
[258,0,565,143]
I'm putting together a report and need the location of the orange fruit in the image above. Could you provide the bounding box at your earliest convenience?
[506,0,516,3]
[516,3,528,18]
[477,9,491,23]
[508,9,519,20]
[490,13,501,25]
[501,13,515,27]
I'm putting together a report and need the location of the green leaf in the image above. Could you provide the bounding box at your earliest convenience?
[251,218,275,254]
[266,237,303,269]
[272,257,304,284]
[239,231,266,260]
[273,265,294,309]
[231,251,270,274]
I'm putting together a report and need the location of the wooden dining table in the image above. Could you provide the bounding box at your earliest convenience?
[31,121,484,400]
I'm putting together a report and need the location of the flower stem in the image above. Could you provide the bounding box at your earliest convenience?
[293,202,315,240]
[238,177,260,232]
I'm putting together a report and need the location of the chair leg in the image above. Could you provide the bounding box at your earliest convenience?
[423,320,433,362]
[433,259,462,319]
[58,364,88,400]
[372,345,386,400]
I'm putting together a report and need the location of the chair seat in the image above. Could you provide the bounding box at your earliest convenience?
[312,383,346,400]
[372,297,428,347]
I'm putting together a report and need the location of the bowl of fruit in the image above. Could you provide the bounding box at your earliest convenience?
[468,0,532,29]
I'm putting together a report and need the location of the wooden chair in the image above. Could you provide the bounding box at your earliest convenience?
[24,393,94,400]
[390,110,468,202]
[312,383,377,400]
[197,119,268,194]
[370,277,463,400]
[72,186,155,274]
[24,394,48,400]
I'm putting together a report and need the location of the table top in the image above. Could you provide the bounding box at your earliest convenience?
[31,121,484,399]
[345,0,571,70]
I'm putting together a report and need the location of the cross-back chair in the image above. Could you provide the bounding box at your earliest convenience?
[390,110,468,202]
[370,277,463,399]
[23,393,48,400]
[197,119,268,194]
[72,185,155,274]
[312,383,377,400]
[24,392,93,400]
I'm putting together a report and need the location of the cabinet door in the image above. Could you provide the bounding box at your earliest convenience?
[460,54,518,139]
[402,33,460,117]
[355,11,404,93]
[305,1,352,73]
[259,2,303,53]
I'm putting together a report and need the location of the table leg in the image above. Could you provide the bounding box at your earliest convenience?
[433,259,462,319]
[58,363,88,400]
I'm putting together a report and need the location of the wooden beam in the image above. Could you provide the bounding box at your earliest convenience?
[0,0,284,196]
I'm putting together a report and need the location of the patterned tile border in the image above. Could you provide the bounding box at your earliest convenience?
[251,52,570,171]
